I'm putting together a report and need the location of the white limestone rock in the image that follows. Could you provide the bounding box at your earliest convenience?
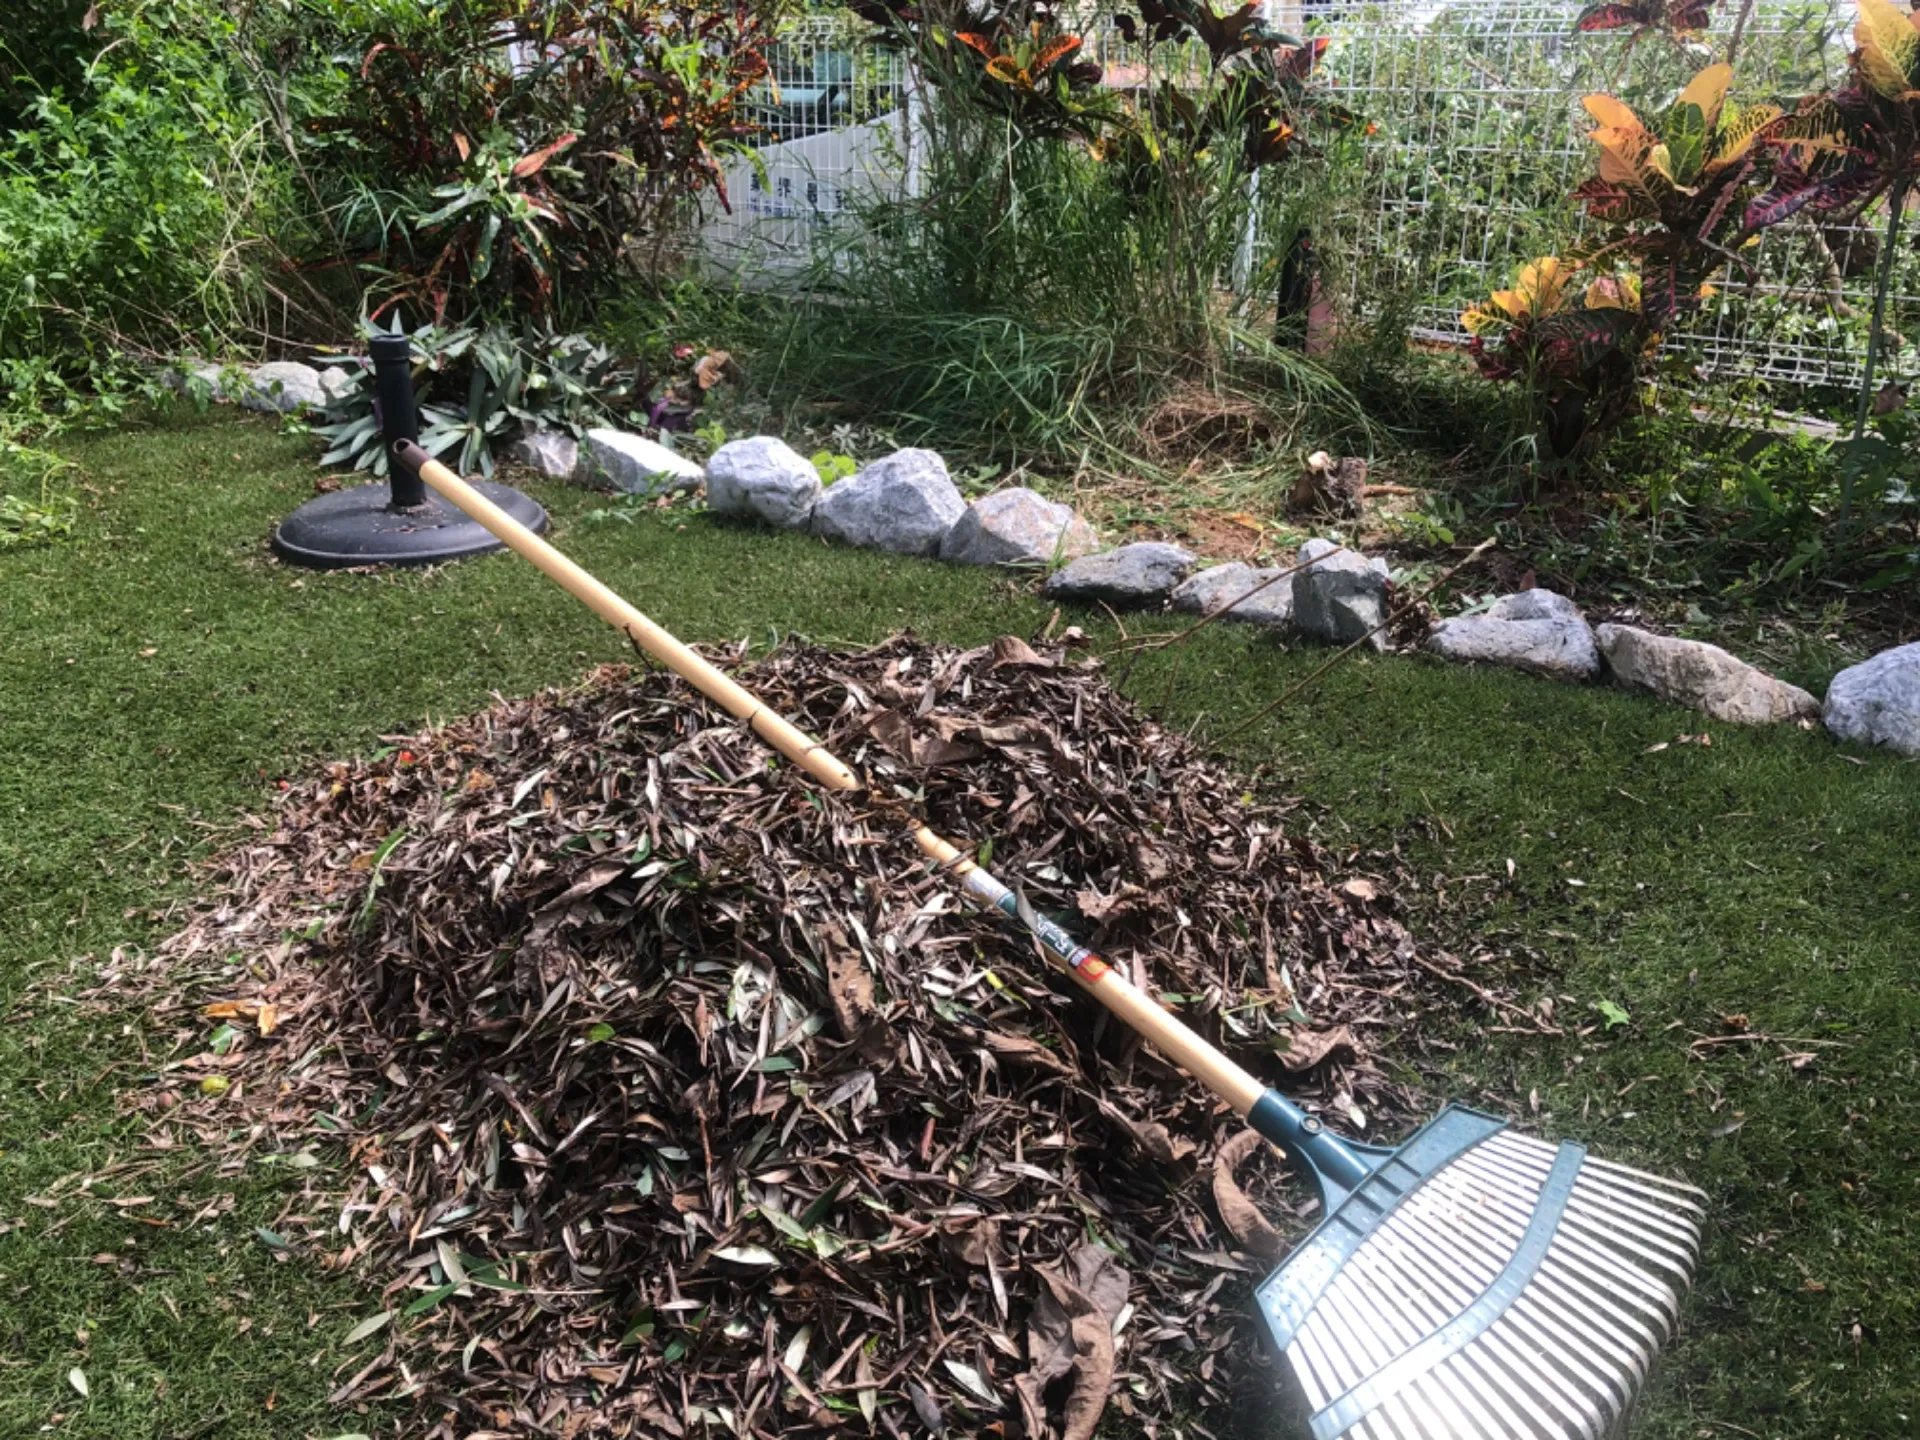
[503,430,581,481]
[239,361,328,414]
[1595,624,1819,724]
[574,429,705,495]
[810,449,966,556]
[1426,589,1600,682]
[705,437,823,529]
[1822,642,1920,755]
[940,488,1098,567]
[1168,562,1295,629]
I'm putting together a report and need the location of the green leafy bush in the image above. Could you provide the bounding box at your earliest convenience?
[308,0,782,323]
[0,2,318,369]
[315,318,636,478]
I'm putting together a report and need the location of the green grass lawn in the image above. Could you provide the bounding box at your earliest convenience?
[2,410,1915,1439]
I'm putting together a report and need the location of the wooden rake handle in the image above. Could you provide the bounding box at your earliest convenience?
[395,442,1269,1119]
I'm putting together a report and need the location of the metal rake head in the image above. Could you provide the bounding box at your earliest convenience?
[1254,1105,1706,1440]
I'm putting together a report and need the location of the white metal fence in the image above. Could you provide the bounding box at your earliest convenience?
[696,1,1915,392]
[698,17,912,278]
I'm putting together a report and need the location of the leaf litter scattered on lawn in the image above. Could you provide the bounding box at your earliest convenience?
[102,633,1529,1439]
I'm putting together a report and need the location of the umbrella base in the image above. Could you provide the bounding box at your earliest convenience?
[272,480,549,570]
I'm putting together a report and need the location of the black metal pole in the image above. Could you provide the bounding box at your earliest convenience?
[370,332,425,507]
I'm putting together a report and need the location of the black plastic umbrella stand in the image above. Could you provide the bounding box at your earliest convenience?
[272,332,549,569]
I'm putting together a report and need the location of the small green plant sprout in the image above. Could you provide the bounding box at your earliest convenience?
[0,437,79,551]
[688,418,730,459]
[811,451,858,485]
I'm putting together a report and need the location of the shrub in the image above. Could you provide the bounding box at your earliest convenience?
[768,0,1362,467]
[314,318,638,477]
[308,0,782,323]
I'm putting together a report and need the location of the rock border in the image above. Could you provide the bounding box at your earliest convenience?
[173,374,1904,760]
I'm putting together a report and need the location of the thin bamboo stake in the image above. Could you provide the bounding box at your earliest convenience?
[393,440,1270,1118]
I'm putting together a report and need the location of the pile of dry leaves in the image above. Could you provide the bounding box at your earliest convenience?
[130,634,1506,1439]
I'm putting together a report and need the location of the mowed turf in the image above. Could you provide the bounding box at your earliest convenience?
[0,410,1913,1439]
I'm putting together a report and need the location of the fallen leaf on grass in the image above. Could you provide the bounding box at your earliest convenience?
[68,1368,88,1399]
[201,998,278,1038]
[344,1310,392,1345]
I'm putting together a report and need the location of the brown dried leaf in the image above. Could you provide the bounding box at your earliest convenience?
[824,926,892,1059]
[942,1217,999,1268]
[1020,1248,1127,1440]
[990,635,1055,669]
[694,349,734,390]
[1275,1023,1360,1074]
[1211,1130,1286,1261]
[1073,883,1148,923]
[1128,1117,1196,1165]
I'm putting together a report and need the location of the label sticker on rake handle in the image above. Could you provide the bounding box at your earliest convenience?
[1073,954,1111,982]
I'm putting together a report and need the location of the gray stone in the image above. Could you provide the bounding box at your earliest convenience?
[1292,537,1391,649]
[1043,542,1197,607]
[1595,624,1819,725]
[1426,588,1599,682]
[503,429,581,481]
[574,428,705,495]
[1823,642,1920,755]
[1169,562,1295,629]
[706,436,823,529]
[940,488,1098,567]
[166,361,238,402]
[317,364,361,408]
[238,361,327,414]
[810,448,966,556]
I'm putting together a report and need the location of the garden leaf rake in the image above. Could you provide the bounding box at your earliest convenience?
[389,435,1705,1440]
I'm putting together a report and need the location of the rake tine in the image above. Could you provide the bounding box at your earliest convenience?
[1416,1187,1674,1350]
[1532,1252,1668,1370]
[1290,1305,1345,1410]
[1308,1287,1427,1440]
[1336,1244,1482,1436]
[1584,1152,1710,1206]
[1382,1201,1654,1419]
[1382,1198,1635,1413]
[1472,1142,1704,1252]
[1308,1245,1513,1438]
[1505,1286,1636,1417]
[1459,1150,1700,1282]
[1445,1164,1687,1324]
[1480,1311,1611,1439]
[1342,1215,1544,1437]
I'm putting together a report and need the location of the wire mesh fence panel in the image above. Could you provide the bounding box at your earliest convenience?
[687,2,1916,395]
[1285,0,1920,392]
[695,15,911,281]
